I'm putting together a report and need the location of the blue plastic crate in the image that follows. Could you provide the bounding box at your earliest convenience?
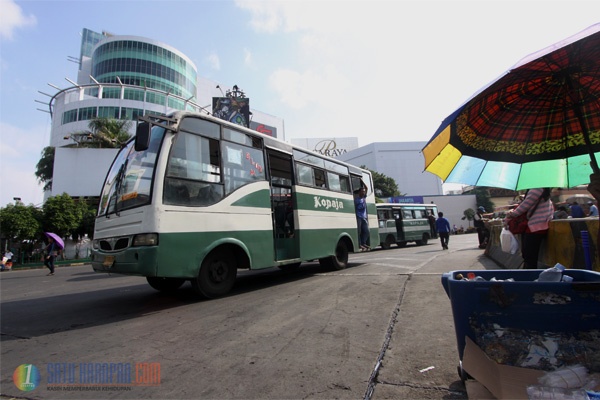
[441,269,600,372]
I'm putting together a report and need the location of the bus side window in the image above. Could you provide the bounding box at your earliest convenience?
[403,210,413,219]
[164,180,190,206]
[296,163,313,186]
[314,168,326,188]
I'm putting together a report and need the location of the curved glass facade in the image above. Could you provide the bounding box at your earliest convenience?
[91,39,197,99]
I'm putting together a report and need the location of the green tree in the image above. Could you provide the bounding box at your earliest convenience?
[462,208,476,227]
[472,187,495,213]
[361,166,401,198]
[35,146,55,191]
[0,203,42,244]
[67,117,132,148]
[72,198,98,241]
[42,193,83,238]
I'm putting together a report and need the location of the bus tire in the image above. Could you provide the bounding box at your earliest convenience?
[416,235,429,246]
[319,240,348,271]
[381,235,395,250]
[191,249,237,298]
[146,277,185,292]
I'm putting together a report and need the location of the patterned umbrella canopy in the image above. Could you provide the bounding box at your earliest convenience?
[423,23,600,190]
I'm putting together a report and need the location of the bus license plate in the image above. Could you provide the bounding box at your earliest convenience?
[102,255,115,267]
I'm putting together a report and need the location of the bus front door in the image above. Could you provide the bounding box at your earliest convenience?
[267,151,300,262]
[394,210,406,243]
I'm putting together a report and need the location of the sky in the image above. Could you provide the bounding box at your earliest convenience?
[1,0,599,208]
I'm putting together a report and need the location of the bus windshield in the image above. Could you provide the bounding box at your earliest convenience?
[98,125,165,216]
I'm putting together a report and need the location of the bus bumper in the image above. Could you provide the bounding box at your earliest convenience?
[91,247,159,277]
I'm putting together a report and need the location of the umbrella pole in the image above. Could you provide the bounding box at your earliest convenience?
[566,75,600,174]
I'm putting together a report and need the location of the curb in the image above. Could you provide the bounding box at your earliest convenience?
[3,260,90,271]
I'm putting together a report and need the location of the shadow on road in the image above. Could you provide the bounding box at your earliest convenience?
[0,261,365,342]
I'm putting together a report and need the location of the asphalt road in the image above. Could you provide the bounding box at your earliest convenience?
[1,233,499,399]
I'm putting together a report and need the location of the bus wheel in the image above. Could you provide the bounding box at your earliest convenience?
[319,240,348,270]
[191,250,237,298]
[278,262,301,271]
[146,277,185,292]
[381,235,395,250]
[416,235,429,246]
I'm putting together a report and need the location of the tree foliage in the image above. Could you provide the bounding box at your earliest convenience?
[0,202,42,242]
[462,208,476,227]
[41,193,83,237]
[472,187,495,213]
[72,199,98,241]
[35,146,55,191]
[68,117,132,148]
[361,166,401,198]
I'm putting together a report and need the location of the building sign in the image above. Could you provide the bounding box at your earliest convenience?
[313,140,348,157]
[384,196,424,204]
[212,97,250,128]
[249,121,277,138]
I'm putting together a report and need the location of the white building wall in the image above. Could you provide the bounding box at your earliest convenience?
[337,142,443,196]
[52,148,118,197]
[423,194,477,232]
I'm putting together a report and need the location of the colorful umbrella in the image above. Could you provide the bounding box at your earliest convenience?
[44,232,65,250]
[423,23,600,190]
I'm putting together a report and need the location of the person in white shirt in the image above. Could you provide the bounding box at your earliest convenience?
[588,201,599,217]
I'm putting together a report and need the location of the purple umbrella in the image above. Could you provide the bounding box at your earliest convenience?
[44,232,65,249]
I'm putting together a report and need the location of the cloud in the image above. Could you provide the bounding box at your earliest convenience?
[0,122,47,207]
[243,48,253,68]
[206,52,221,70]
[269,65,350,110]
[0,0,37,40]
[235,0,283,33]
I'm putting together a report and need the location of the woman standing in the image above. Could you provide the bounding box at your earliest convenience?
[506,188,553,269]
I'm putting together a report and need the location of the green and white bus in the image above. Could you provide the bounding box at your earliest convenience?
[376,203,438,249]
[91,111,377,298]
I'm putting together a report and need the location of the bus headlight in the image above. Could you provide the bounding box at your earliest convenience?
[92,239,100,250]
[133,233,159,247]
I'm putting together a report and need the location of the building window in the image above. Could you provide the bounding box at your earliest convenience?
[98,107,120,119]
[146,92,165,106]
[102,88,121,99]
[78,107,97,121]
[62,109,78,125]
[124,88,145,101]
[121,107,144,120]
[168,97,184,110]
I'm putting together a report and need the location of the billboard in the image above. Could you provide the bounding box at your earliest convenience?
[249,121,277,137]
[212,97,250,128]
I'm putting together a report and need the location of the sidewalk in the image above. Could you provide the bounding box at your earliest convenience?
[3,258,91,271]
[371,235,501,399]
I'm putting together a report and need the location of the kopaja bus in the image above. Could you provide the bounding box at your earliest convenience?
[91,111,377,298]
[376,203,438,249]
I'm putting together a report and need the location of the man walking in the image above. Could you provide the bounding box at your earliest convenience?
[435,212,451,250]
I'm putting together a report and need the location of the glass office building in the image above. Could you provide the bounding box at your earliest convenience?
[45,28,283,200]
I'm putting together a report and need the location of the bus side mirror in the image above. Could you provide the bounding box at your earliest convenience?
[135,122,151,151]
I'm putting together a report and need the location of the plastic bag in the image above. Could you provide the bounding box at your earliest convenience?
[500,228,519,254]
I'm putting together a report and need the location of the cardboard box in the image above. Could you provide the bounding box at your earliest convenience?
[465,379,495,400]
[463,337,544,399]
